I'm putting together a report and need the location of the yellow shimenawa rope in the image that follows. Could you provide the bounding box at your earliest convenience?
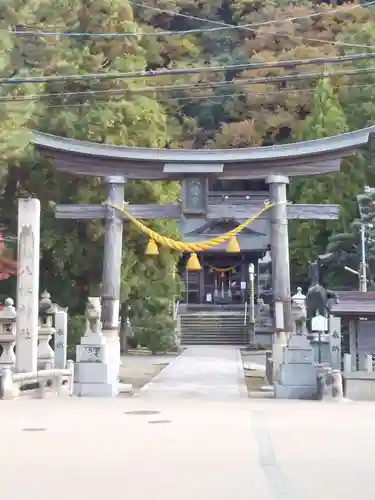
[106,200,284,253]
[208,264,236,273]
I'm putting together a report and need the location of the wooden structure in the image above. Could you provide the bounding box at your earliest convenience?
[31,125,375,339]
[330,291,375,371]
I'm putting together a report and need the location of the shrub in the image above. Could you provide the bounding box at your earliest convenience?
[67,315,85,360]
[130,297,176,354]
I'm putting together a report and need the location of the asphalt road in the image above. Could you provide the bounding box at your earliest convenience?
[1,396,373,500]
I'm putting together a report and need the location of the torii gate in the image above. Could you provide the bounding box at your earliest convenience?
[31,126,375,365]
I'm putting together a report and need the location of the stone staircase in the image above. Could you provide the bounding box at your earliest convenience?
[179,305,247,345]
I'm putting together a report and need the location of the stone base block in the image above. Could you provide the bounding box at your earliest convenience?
[344,373,375,401]
[74,382,119,397]
[279,365,317,386]
[74,362,116,384]
[274,382,317,400]
[74,360,119,397]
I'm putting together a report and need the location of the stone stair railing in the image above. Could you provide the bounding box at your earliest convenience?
[1,361,74,400]
[0,298,16,372]
[341,352,375,401]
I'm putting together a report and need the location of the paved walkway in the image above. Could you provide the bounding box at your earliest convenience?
[139,346,247,400]
[1,396,374,500]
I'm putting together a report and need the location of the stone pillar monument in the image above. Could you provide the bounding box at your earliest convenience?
[267,175,292,377]
[54,305,68,369]
[101,176,126,395]
[329,315,341,370]
[15,198,40,373]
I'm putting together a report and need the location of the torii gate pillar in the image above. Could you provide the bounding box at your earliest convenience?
[101,176,126,382]
[267,175,292,378]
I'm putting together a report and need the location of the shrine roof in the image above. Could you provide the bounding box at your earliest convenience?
[31,126,375,163]
[329,291,375,317]
[30,125,375,179]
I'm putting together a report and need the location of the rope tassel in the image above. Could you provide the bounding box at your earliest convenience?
[186,253,201,271]
[145,238,159,255]
[226,236,240,253]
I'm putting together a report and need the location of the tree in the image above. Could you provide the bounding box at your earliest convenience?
[0,0,181,351]
[288,77,351,287]
[327,186,375,290]
[2,0,375,304]
[298,76,348,140]
[336,18,375,132]
[131,1,373,150]
[0,0,45,179]
[322,13,375,289]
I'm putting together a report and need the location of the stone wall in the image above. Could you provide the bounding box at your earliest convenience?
[344,372,375,401]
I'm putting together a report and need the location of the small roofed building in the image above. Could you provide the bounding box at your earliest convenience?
[330,291,375,370]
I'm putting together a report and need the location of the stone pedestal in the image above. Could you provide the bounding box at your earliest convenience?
[74,335,118,397]
[74,297,119,397]
[274,334,317,399]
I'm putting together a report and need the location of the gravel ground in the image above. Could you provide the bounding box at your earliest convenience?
[119,353,177,390]
[241,350,267,395]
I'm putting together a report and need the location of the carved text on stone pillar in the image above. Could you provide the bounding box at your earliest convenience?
[17,226,35,342]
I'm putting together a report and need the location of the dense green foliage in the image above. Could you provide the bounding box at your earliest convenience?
[1,0,180,351]
[327,186,375,290]
[0,0,42,174]
[2,0,375,347]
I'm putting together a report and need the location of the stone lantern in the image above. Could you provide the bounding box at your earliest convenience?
[0,298,16,371]
[37,290,55,369]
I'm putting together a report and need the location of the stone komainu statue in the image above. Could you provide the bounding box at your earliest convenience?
[85,297,102,334]
[305,260,339,320]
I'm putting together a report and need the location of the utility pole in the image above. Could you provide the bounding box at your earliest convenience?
[248,263,256,345]
[360,224,367,292]
[345,223,373,292]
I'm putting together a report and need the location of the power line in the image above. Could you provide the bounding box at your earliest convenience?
[128,0,375,51]
[2,52,375,85]
[145,66,375,92]
[3,83,375,110]
[170,82,375,99]
[13,91,318,109]
[2,66,375,104]
[2,87,314,105]
[7,1,375,38]
[27,91,315,108]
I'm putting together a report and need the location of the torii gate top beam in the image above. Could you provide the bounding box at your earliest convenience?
[31,126,375,180]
